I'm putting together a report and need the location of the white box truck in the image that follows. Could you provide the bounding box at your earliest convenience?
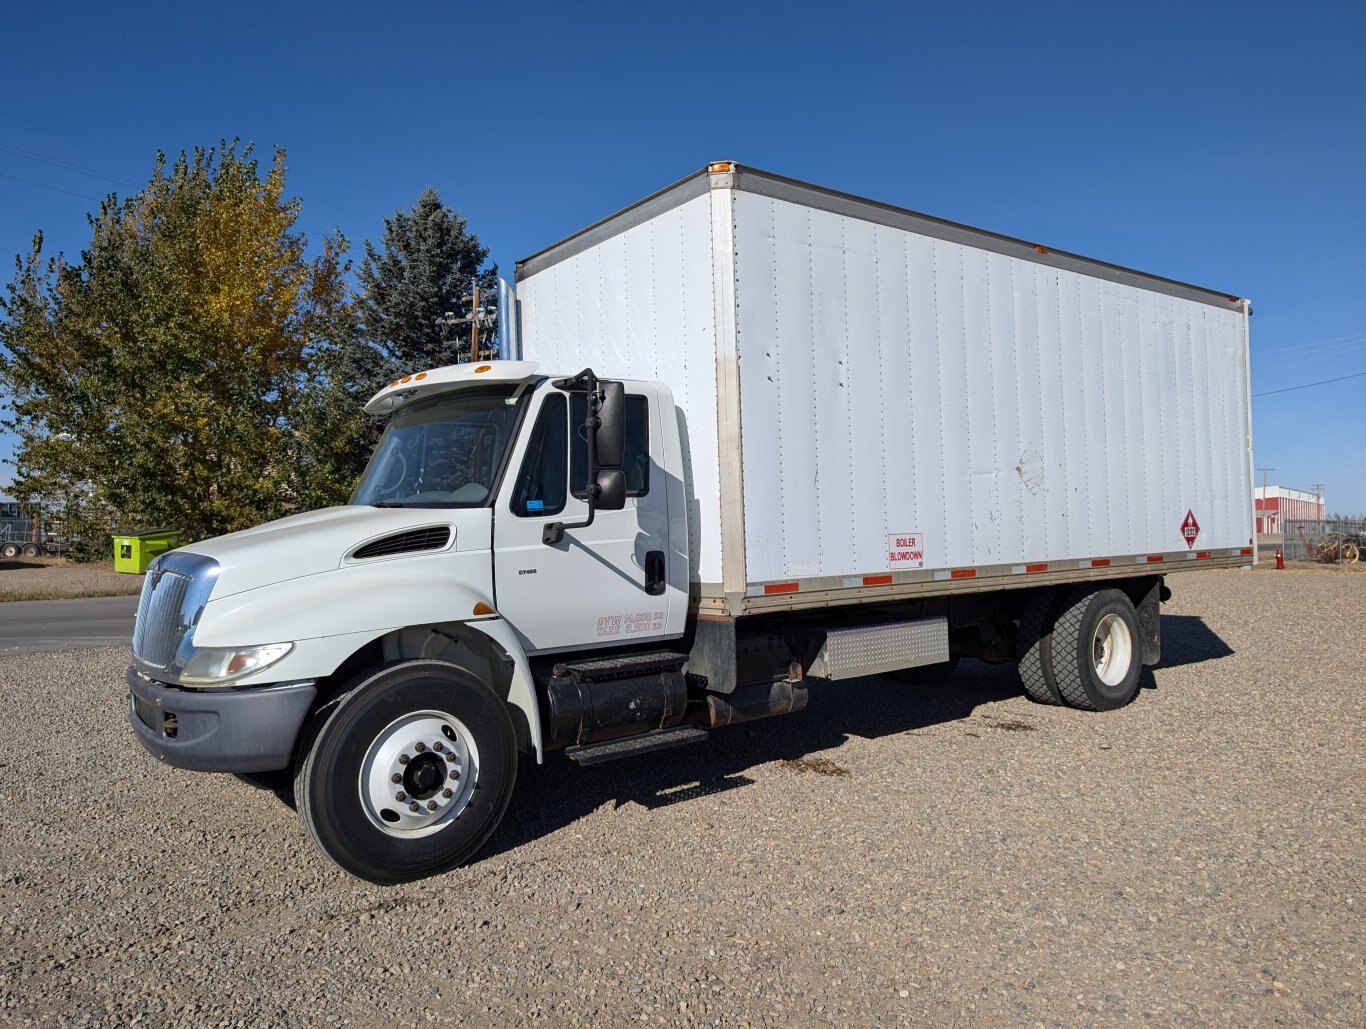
[127,163,1255,883]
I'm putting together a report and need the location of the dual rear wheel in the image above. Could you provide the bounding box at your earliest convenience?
[1016,586,1142,711]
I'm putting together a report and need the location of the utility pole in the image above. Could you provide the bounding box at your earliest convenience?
[1310,483,1326,520]
[1257,466,1275,535]
[438,283,493,362]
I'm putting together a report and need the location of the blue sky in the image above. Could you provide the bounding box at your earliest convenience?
[2,1,1363,511]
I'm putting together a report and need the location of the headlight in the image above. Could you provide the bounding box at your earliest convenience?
[180,643,294,686]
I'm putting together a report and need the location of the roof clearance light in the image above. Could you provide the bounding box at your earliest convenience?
[1034,245,1049,254]
[475,365,492,374]
[401,375,413,383]
[708,161,734,173]
[415,372,427,380]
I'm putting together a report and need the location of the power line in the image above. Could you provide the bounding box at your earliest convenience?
[1253,370,1366,397]
[1256,337,1366,369]
[1255,329,1366,356]
[0,172,101,202]
[0,141,141,188]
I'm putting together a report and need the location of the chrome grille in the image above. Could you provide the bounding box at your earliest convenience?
[130,551,220,672]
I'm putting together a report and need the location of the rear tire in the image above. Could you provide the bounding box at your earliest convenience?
[1016,591,1065,705]
[0,543,18,559]
[888,657,959,685]
[1050,588,1142,711]
[294,660,518,884]
[20,543,39,558]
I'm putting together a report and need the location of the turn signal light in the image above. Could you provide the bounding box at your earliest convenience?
[472,602,495,616]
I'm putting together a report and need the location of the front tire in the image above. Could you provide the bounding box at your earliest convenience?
[1050,588,1142,711]
[294,660,518,884]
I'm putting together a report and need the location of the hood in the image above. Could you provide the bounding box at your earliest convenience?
[178,505,493,600]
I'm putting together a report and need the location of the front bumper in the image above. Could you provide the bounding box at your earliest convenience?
[126,668,316,773]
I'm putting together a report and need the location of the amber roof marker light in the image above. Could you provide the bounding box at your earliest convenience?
[708,161,735,173]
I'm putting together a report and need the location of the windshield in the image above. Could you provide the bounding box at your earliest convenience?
[351,386,522,508]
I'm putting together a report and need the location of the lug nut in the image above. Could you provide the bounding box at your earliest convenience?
[395,792,407,802]
[433,741,444,752]
[449,769,460,780]
[427,800,438,811]
[398,754,409,765]
[414,742,426,753]
[442,788,453,799]
[408,802,420,812]
[391,773,402,784]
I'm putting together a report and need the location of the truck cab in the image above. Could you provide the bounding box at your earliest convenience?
[128,362,702,883]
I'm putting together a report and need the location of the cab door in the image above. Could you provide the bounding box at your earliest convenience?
[493,382,674,654]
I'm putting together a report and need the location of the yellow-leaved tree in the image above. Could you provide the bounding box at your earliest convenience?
[0,141,349,548]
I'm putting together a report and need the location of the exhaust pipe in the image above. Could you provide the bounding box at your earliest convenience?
[696,680,808,729]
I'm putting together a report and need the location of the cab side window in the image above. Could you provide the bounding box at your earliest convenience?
[511,394,568,516]
[571,393,650,497]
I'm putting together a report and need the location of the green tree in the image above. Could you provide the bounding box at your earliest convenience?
[0,141,349,548]
[291,187,498,509]
[357,186,497,373]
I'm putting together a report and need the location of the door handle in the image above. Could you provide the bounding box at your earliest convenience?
[645,550,666,596]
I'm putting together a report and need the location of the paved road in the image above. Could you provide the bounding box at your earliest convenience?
[0,595,138,655]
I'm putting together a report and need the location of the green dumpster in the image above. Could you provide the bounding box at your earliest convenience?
[113,529,180,574]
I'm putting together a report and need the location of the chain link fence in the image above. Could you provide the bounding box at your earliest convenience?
[1280,518,1366,564]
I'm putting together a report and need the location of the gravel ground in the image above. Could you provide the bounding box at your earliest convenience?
[0,559,143,602]
[0,567,1360,1026]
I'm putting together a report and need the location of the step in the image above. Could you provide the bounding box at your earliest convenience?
[555,650,687,683]
[565,726,708,766]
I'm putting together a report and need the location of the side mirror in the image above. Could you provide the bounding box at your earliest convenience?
[595,381,625,468]
[594,469,625,511]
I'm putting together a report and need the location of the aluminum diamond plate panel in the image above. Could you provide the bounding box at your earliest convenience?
[810,617,950,681]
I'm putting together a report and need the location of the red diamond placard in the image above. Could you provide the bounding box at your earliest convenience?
[1181,509,1200,549]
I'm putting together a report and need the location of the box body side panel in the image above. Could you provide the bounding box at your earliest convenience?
[518,193,725,586]
[732,191,1254,585]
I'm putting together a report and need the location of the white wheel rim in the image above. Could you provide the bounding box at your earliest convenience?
[1092,613,1134,687]
[358,710,480,838]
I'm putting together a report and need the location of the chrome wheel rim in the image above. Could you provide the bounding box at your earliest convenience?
[358,710,480,838]
[1092,613,1134,687]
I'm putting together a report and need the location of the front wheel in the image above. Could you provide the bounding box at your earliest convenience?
[294,660,518,884]
[1050,588,1142,711]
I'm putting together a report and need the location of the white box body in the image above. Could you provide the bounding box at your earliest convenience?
[516,166,1254,612]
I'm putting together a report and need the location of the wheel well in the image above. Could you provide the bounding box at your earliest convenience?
[307,624,534,758]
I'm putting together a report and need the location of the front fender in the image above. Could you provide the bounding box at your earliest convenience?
[466,618,544,764]
[193,554,494,647]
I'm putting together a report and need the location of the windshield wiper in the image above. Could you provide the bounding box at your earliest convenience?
[370,501,409,508]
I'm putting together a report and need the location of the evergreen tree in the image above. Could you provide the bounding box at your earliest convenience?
[356,187,497,375]
[292,188,499,509]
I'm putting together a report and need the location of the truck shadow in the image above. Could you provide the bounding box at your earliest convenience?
[1155,614,1235,669]
[483,613,1234,862]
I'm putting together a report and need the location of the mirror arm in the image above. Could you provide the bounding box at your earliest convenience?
[542,484,600,545]
[543,381,603,545]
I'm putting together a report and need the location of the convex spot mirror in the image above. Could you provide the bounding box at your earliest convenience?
[594,469,625,511]
[595,381,625,469]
